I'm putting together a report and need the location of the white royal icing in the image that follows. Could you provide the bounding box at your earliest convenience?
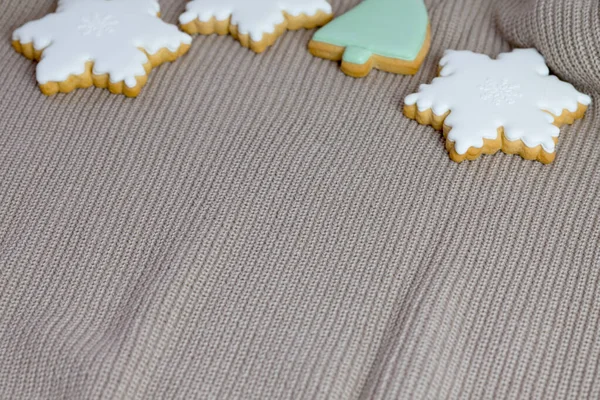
[405,49,592,155]
[179,0,332,41]
[13,0,192,88]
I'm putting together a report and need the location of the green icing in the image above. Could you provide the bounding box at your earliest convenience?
[312,0,429,64]
[342,46,373,64]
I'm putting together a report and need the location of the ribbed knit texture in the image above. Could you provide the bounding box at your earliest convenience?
[495,0,600,94]
[0,0,599,399]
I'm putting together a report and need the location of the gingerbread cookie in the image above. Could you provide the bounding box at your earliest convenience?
[179,0,333,53]
[404,49,592,163]
[12,0,192,97]
[308,0,430,78]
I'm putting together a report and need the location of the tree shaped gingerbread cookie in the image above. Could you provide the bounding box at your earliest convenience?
[12,0,192,97]
[179,0,333,53]
[309,0,430,77]
[404,49,592,163]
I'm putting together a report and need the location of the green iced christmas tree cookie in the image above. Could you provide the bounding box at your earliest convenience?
[309,0,430,77]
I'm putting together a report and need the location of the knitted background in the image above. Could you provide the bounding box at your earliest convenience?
[1,0,599,398]
[495,0,600,94]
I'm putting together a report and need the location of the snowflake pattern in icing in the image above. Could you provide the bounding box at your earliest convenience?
[479,78,522,106]
[77,13,119,37]
[179,0,332,41]
[405,49,592,156]
[13,0,191,89]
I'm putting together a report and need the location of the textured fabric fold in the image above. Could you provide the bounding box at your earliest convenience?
[495,0,600,94]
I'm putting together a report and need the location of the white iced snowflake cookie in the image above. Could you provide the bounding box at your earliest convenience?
[404,49,592,163]
[12,0,192,97]
[179,0,333,53]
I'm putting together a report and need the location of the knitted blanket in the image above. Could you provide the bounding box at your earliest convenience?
[1,0,598,398]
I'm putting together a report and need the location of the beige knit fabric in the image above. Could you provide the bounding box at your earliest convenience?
[1,0,599,399]
[495,0,600,94]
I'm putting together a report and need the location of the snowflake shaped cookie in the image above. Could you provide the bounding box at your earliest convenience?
[404,49,592,163]
[179,0,333,53]
[12,0,192,97]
